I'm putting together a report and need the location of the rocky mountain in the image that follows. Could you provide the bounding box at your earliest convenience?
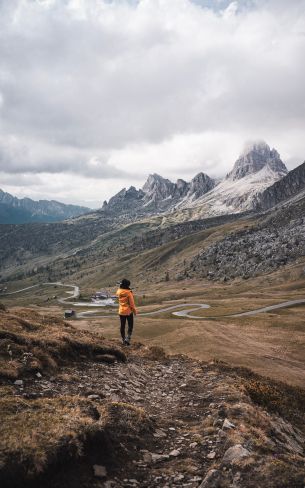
[142,173,177,204]
[102,172,216,217]
[254,160,305,210]
[185,141,288,217]
[101,141,288,221]
[227,141,288,180]
[183,188,305,282]
[102,186,145,216]
[0,141,300,288]
[0,189,90,223]
[186,172,215,201]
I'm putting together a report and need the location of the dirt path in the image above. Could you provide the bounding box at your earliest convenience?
[17,353,222,487]
[16,347,305,488]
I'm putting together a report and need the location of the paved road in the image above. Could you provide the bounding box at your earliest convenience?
[2,282,305,319]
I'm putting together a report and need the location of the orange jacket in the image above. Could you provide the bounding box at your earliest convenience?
[116,288,137,316]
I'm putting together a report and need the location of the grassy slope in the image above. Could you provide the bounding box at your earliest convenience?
[74,262,305,388]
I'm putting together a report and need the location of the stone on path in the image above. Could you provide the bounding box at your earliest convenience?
[143,452,152,463]
[222,444,250,464]
[199,469,221,488]
[151,453,169,462]
[153,428,167,438]
[207,451,216,459]
[88,394,100,400]
[169,449,180,457]
[222,418,235,430]
[93,464,107,478]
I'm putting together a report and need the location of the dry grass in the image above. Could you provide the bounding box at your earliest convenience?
[193,366,305,488]
[75,268,305,388]
[210,362,305,427]
[0,393,97,480]
[0,307,154,487]
[0,308,126,380]
[0,390,152,486]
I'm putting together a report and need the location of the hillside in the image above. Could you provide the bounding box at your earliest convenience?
[0,147,304,292]
[184,194,305,282]
[0,307,304,488]
[0,213,115,279]
[1,192,304,290]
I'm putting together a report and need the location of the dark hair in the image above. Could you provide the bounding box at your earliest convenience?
[120,279,131,289]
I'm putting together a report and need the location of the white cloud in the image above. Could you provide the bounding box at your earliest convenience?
[0,0,304,206]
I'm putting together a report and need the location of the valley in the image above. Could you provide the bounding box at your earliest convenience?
[2,265,305,388]
[1,141,305,487]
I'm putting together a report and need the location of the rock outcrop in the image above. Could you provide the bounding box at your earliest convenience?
[101,186,145,215]
[186,196,305,281]
[142,174,177,204]
[186,172,215,201]
[255,161,305,210]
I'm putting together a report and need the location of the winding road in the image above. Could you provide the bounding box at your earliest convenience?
[2,282,305,320]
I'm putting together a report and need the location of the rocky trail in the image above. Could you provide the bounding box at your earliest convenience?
[14,344,305,488]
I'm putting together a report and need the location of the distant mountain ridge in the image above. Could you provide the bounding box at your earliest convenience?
[102,141,288,219]
[0,189,90,224]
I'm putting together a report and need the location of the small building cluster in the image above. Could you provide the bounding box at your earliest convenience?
[91,290,117,302]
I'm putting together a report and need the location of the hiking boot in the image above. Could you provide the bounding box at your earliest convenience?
[125,336,131,346]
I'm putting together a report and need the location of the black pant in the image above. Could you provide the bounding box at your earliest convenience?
[120,314,134,340]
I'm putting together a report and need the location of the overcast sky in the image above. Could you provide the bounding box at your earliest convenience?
[0,0,304,208]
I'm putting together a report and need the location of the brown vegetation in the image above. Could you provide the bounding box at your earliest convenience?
[0,308,126,381]
[0,307,304,487]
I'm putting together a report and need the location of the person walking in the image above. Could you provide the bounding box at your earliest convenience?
[116,279,137,345]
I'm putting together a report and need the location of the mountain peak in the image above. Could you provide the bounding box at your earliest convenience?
[142,173,171,188]
[142,173,175,202]
[187,172,215,200]
[227,141,288,181]
[241,140,270,155]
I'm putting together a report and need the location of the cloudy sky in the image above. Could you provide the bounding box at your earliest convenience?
[0,0,304,208]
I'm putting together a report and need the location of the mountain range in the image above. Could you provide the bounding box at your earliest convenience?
[102,141,289,220]
[1,140,305,288]
[0,141,294,224]
[0,190,90,224]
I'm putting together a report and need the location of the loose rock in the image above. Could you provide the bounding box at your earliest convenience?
[222,444,250,464]
[93,464,107,478]
[199,469,221,488]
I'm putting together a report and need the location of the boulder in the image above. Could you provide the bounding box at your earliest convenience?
[222,444,250,464]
